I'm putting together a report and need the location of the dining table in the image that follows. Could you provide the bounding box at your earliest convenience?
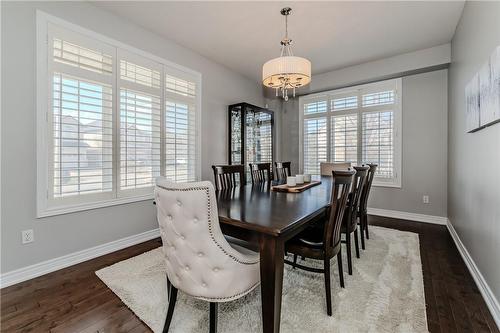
[216,176,333,333]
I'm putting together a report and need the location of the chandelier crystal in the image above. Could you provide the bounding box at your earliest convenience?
[262,7,311,101]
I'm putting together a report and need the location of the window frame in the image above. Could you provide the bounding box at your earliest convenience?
[36,11,202,218]
[299,78,402,188]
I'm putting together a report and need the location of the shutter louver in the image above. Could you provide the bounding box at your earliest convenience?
[362,111,394,178]
[166,75,196,98]
[52,73,113,197]
[120,60,161,89]
[119,89,161,190]
[303,117,327,175]
[53,38,112,75]
[332,96,357,111]
[362,90,395,107]
[331,114,358,163]
[304,100,327,115]
[165,100,197,182]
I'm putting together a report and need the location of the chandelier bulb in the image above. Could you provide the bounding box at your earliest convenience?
[262,7,311,102]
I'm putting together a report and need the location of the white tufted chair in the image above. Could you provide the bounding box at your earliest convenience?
[154,178,260,333]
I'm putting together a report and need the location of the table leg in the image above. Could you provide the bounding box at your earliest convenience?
[259,235,285,333]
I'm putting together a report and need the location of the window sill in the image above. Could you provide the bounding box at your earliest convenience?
[372,181,401,189]
[37,193,155,218]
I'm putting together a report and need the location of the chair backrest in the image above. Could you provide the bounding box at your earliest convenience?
[323,170,355,255]
[249,163,272,184]
[155,178,258,300]
[359,163,378,213]
[344,166,369,229]
[212,165,245,190]
[320,162,352,176]
[274,161,291,181]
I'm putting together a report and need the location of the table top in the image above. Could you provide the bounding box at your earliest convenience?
[216,176,332,237]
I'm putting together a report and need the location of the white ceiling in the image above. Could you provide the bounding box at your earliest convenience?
[93,1,464,82]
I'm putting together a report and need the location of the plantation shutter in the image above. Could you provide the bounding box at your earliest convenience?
[164,71,198,182]
[303,116,328,175]
[331,114,358,164]
[48,24,115,203]
[39,19,202,217]
[300,79,400,186]
[118,50,162,194]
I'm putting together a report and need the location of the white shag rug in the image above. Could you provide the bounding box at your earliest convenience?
[96,226,428,333]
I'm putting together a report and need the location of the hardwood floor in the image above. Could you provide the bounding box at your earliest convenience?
[370,216,498,333]
[1,217,498,333]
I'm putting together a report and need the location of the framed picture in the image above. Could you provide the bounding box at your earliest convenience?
[484,46,500,126]
[465,74,480,132]
[466,45,500,132]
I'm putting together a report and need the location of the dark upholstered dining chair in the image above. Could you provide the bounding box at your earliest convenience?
[341,165,369,275]
[249,163,272,184]
[358,163,378,249]
[274,161,291,181]
[284,170,355,316]
[211,165,245,190]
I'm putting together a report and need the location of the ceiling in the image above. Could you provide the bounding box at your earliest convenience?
[93,1,464,83]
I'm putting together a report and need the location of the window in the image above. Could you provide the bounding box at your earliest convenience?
[37,13,201,217]
[299,79,402,187]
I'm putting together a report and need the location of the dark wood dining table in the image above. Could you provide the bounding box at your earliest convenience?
[216,176,332,333]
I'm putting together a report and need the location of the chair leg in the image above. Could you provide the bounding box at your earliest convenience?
[166,276,171,299]
[210,302,218,333]
[360,219,366,250]
[301,256,305,261]
[163,285,178,333]
[337,249,345,288]
[293,254,297,269]
[364,214,370,240]
[354,229,360,259]
[346,233,353,275]
[323,258,332,316]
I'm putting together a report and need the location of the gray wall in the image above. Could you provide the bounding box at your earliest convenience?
[281,70,448,217]
[309,44,451,94]
[448,2,500,305]
[1,2,262,273]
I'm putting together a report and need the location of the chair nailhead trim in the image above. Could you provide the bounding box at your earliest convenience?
[156,185,259,265]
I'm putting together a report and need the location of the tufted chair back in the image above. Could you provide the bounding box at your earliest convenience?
[155,178,260,302]
[320,162,352,176]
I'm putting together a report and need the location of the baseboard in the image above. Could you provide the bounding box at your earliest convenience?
[0,228,160,289]
[447,219,500,329]
[367,207,448,225]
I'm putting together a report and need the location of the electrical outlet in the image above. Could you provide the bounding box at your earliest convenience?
[422,195,430,204]
[22,229,34,244]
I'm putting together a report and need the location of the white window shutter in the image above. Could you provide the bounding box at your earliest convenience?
[38,18,202,217]
[300,78,401,186]
[303,117,328,175]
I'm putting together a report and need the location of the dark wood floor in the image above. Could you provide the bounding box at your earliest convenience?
[1,217,498,333]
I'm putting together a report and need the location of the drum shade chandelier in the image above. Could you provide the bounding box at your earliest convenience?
[262,7,311,101]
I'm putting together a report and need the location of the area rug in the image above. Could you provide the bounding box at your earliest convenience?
[96,226,428,332]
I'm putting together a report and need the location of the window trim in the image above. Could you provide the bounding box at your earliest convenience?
[299,78,402,188]
[36,11,202,218]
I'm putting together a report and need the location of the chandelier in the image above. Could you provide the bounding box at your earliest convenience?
[262,7,311,101]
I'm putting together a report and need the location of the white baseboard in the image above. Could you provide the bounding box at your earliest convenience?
[367,207,448,225]
[0,228,160,289]
[446,220,500,329]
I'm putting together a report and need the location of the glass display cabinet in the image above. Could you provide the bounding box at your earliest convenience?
[228,103,274,180]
